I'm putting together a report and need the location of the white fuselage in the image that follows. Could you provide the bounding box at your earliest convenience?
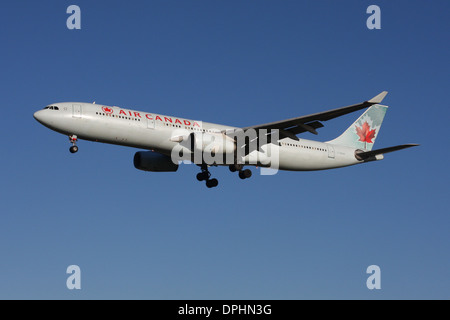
[33,102,362,171]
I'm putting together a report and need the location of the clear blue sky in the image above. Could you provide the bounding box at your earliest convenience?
[0,0,448,299]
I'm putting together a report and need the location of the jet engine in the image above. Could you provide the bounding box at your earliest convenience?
[133,151,179,172]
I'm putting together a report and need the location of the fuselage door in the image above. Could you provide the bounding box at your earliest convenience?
[327,145,335,159]
[147,117,155,129]
[72,104,82,118]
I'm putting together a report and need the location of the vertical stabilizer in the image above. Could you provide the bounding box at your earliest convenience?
[326,104,388,151]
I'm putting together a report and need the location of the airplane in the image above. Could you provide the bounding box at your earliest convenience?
[33,91,418,188]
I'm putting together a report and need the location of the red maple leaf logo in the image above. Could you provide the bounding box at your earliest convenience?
[102,106,113,114]
[355,121,376,143]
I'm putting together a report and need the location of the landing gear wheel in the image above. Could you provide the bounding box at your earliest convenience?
[197,165,219,188]
[196,172,209,181]
[239,169,252,179]
[206,178,219,188]
[69,135,78,154]
[243,169,252,178]
[69,146,78,153]
[229,165,237,172]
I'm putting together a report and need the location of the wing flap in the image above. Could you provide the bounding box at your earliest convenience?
[286,121,324,135]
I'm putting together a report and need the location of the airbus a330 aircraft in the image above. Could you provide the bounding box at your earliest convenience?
[34,91,418,188]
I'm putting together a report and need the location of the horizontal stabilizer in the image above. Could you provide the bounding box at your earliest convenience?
[355,143,419,161]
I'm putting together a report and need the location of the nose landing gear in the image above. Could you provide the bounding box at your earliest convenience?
[69,135,78,153]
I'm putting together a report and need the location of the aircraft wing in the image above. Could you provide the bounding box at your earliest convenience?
[240,91,388,141]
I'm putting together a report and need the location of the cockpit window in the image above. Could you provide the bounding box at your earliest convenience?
[44,106,59,110]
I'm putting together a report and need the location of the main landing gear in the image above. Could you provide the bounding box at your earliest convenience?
[229,164,252,180]
[69,135,78,153]
[196,165,219,188]
[196,164,252,188]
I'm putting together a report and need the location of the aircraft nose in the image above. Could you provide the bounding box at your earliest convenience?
[33,110,44,123]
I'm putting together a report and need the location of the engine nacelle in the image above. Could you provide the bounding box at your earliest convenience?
[133,151,179,172]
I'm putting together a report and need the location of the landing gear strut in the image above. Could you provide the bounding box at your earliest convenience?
[229,165,252,180]
[228,164,242,172]
[69,135,78,153]
[196,165,218,188]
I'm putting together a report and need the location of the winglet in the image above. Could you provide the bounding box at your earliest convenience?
[367,91,388,104]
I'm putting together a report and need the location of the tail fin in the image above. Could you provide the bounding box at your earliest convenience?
[326,104,388,151]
